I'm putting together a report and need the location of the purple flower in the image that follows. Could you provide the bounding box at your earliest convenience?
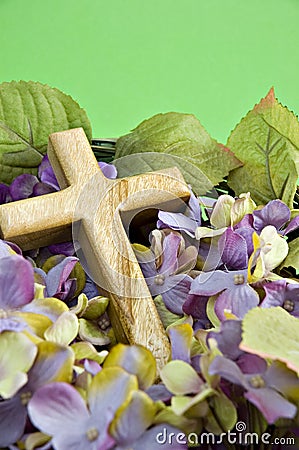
[9,174,39,200]
[98,161,118,179]
[182,294,211,330]
[190,269,260,321]
[208,320,266,374]
[209,356,298,423]
[38,155,118,191]
[134,232,197,314]
[28,368,136,450]
[218,228,249,270]
[157,191,201,237]
[0,183,12,204]
[253,199,299,236]
[43,256,79,301]
[261,280,299,317]
[0,342,73,448]
[38,155,60,190]
[0,255,34,332]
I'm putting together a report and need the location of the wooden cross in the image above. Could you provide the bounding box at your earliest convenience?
[0,128,190,371]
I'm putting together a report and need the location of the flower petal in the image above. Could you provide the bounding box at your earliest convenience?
[159,234,181,275]
[0,331,37,398]
[103,344,156,390]
[28,382,89,436]
[208,320,243,360]
[27,341,74,390]
[283,215,299,235]
[218,228,248,269]
[190,270,238,297]
[88,367,138,424]
[0,396,26,447]
[245,388,296,424]
[110,390,156,445]
[209,355,248,387]
[45,256,78,297]
[214,284,259,321]
[44,311,79,346]
[98,161,118,179]
[160,360,203,395]
[253,200,290,232]
[260,280,286,308]
[162,274,192,314]
[168,324,193,363]
[9,174,38,200]
[0,255,34,309]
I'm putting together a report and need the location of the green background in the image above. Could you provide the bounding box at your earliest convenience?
[0,0,298,143]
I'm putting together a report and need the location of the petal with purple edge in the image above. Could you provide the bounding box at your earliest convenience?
[237,354,267,374]
[88,367,138,426]
[168,324,193,363]
[32,182,57,196]
[38,155,59,190]
[45,257,78,297]
[162,274,192,315]
[0,255,34,309]
[253,200,290,232]
[0,396,26,448]
[110,390,156,446]
[116,425,188,450]
[208,320,243,360]
[245,387,296,424]
[260,280,286,308]
[0,316,26,333]
[176,245,198,274]
[283,215,299,235]
[9,174,39,200]
[27,341,74,390]
[159,234,181,275]
[190,270,240,297]
[183,294,209,320]
[28,382,89,436]
[218,228,248,269]
[98,161,118,179]
[158,211,198,237]
[0,183,11,204]
[48,242,75,256]
[214,284,259,321]
[209,355,248,388]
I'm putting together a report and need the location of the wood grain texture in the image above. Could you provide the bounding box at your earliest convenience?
[0,128,190,372]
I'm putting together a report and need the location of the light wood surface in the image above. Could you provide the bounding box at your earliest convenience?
[0,128,190,372]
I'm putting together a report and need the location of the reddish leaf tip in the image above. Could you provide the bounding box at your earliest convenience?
[254,87,276,112]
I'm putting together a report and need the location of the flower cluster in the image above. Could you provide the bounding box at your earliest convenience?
[1,154,299,449]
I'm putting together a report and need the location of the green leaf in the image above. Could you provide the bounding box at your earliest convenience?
[227,88,299,207]
[240,307,299,374]
[0,81,92,184]
[114,113,241,194]
[153,295,182,328]
[209,391,237,432]
[280,238,299,271]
